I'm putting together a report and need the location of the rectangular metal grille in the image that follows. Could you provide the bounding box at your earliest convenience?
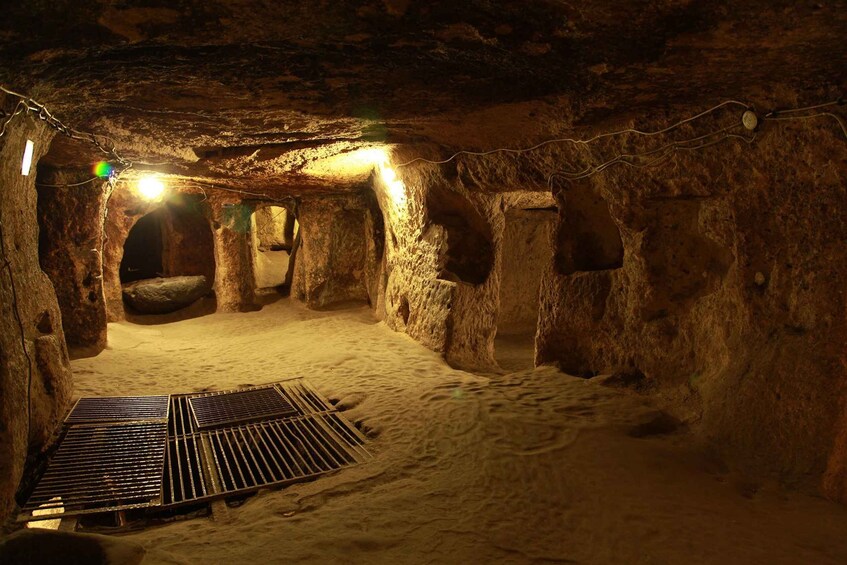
[162,380,368,507]
[21,379,368,521]
[276,379,335,415]
[65,395,170,424]
[189,386,297,429]
[163,412,369,506]
[21,422,167,520]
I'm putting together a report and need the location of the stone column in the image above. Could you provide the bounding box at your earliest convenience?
[211,200,257,312]
[37,172,110,357]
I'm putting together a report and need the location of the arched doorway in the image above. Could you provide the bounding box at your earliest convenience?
[120,196,216,316]
[120,210,163,283]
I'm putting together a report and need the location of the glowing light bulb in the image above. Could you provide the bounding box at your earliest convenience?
[137,176,165,201]
[381,165,397,183]
[379,164,405,205]
[21,139,34,176]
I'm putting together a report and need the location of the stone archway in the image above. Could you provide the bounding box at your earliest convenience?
[104,192,216,320]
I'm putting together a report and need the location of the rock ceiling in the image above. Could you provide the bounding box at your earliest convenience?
[0,1,844,194]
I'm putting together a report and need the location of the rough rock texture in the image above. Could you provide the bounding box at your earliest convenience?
[498,209,555,334]
[292,196,371,309]
[210,199,257,312]
[36,171,109,357]
[103,186,216,320]
[122,275,212,315]
[0,114,72,527]
[536,121,847,493]
[0,0,845,516]
[374,163,553,371]
[103,186,159,321]
[1,1,844,194]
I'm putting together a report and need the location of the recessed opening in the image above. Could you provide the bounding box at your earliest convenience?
[427,187,494,285]
[495,209,555,372]
[555,183,623,275]
[4,8,846,561]
[120,210,163,283]
[119,196,216,317]
[397,295,410,326]
[251,205,299,294]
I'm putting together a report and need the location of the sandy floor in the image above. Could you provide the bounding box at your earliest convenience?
[71,299,847,564]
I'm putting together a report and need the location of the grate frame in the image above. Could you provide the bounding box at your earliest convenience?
[162,411,370,508]
[188,386,298,430]
[21,379,367,521]
[20,421,168,521]
[64,395,170,424]
[275,378,336,415]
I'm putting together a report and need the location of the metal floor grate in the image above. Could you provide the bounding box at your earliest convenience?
[162,412,369,507]
[21,422,167,520]
[277,379,335,415]
[21,379,368,521]
[169,379,335,436]
[189,386,297,429]
[65,396,170,424]
[164,380,366,507]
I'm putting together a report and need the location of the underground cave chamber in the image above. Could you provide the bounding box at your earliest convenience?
[118,197,217,317]
[1,2,847,562]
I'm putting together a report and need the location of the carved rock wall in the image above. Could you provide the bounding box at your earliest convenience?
[535,122,847,495]
[292,196,371,309]
[36,172,109,357]
[498,209,556,334]
[0,116,72,526]
[104,188,218,319]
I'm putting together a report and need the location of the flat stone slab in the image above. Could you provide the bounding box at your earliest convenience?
[122,275,211,315]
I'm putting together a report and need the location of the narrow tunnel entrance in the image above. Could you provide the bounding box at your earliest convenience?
[120,196,216,317]
[495,209,556,372]
[251,205,299,301]
[120,211,163,283]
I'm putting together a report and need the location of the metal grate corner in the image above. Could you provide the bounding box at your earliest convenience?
[20,422,168,520]
[163,380,369,508]
[21,379,370,522]
[65,395,170,424]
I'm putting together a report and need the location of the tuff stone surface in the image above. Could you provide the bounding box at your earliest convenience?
[0,0,845,526]
[36,170,109,357]
[0,115,72,528]
[122,275,212,314]
[536,122,847,493]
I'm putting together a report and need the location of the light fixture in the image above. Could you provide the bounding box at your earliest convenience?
[742,110,758,131]
[378,158,406,206]
[21,139,34,176]
[137,175,166,201]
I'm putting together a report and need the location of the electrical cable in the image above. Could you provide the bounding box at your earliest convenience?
[36,176,105,188]
[394,98,844,187]
[548,129,757,186]
[0,85,132,168]
[763,112,847,140]
[169,178,296,204]
[546,123,745,185]
[765,99,843,116]
[394,99,752,168]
